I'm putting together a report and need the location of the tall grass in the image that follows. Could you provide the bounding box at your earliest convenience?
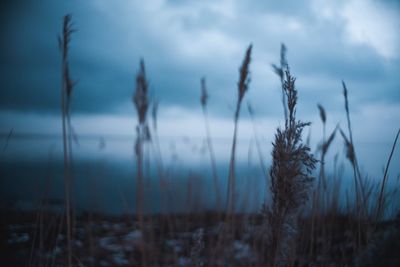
[132,58,150,265]
[340,81,366,212]
[58,14,76,267]
[265,54,317,267]
[133,58,150,215]
[151,99,164,178]
[247,102,268,178]
[227,44,252,213]
[307,104,338,258]
[338,81,372,249]
[316,104,338,208]
[200,77,221,210]
[376,128,400,221]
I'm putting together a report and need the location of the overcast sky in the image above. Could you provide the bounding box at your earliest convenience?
[1,0,399,178]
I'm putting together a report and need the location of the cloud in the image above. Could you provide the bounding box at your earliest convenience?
[342,0,400,59]
[0,0,398,118]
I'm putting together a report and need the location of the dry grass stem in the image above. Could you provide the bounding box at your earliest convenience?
[133,58,150,266]
[227,44,252,213]
[272,43,288,121]
[58,14,76,267]
[376,128,400,221]
[200,77,221,210]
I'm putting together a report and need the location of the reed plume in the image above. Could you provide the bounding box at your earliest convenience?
[134,59,150,125]
[340,81,367,216]
[133,59,150,216]
[227,44,252,213]
[266,55,316,267]
[133,58,150,265]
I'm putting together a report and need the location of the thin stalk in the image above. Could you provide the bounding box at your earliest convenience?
[61,61,72,267]
[202,106,221,211]
[342,81,367,216]
[59,14,75,267]
[152,101,164,177]
[66,107,77,236]
[247,102,268,178]
[320,119,326,189]
[272,43,288,121]
[135,125,146,266]
[3,128,13,152]
[227,102,241,213]
[136,126,144,225]
[200,77,221,211]
[376,128,400,221]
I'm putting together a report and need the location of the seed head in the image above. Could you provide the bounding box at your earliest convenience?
[237,44,252,103]
[200,77,208,108]
[133,59,149,125]
[317,104,326,124]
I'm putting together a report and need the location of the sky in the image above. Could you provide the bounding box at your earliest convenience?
[1,0,400,179]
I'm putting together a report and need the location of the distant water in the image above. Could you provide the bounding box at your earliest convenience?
[1,135,399,215]
[0,159,267,215]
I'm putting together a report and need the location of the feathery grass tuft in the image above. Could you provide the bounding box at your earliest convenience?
[134,59,150,126]
[317,104,326,125]
[237,45,252,105]
[266,64,317,267]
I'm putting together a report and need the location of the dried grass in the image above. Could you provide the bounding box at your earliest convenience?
[265,53,317,266]
[200,77,221,210]
[227,44,252,213]
[132,58,150,266]
[58,14,76,267]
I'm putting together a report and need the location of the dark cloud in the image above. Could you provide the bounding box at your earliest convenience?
[0,0,399,117]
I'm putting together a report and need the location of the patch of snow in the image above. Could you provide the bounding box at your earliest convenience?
[177,257,191,266]
[113,251,129,266]
[7,232,29,244]
[233,240,251,260]
[113,223,125,231]
[166,239,183,253]
[99,236,122,252]
[123,230,142,242]
[74,239,83,247]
